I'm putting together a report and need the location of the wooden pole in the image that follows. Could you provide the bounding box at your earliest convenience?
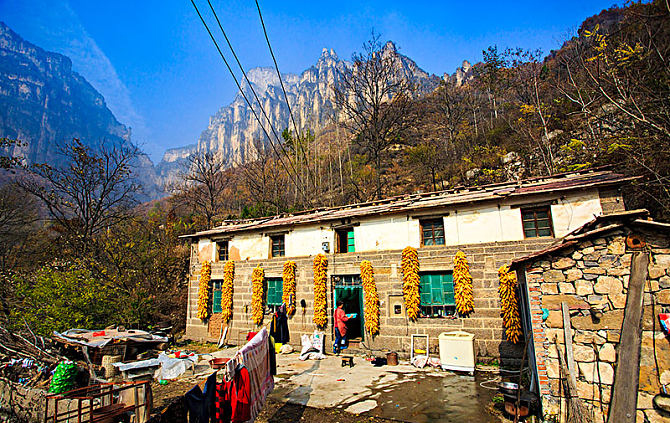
[608,251,649,423]
[561,302,578,388]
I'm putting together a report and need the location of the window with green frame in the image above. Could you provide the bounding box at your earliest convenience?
[336,228,355,253]
[419,272,455,318]
[266,277,283,312]
[211,280,222,313]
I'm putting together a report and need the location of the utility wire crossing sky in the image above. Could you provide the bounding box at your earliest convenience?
[0,0,622,162]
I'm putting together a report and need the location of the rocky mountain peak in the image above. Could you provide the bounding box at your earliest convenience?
[181,42,437,169]
[382,40,397,53]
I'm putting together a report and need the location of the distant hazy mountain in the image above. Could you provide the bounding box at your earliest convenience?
[0,22,161,198]
[157,41,440,180]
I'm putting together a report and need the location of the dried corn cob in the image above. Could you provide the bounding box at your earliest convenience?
[360,260,379,336]
[453,251,474,316]
[221,260,234,322]
[401,246,420,320]
[282,260,297,316]
[498,264,522,344]
[312,254,328,328]
[251,266,265,326]
[196,261,211,320]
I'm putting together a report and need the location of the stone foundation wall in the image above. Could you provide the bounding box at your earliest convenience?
[522,228,670,422]
[185,239,553,362]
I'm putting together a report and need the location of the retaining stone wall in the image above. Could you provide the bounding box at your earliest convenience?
[523,227,670,423]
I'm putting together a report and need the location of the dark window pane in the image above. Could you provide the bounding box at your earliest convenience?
[271,236,285,257]
[521,207,552,238]
[523,220,536,230]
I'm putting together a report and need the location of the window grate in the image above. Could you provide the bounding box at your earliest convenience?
[331,274,362,286]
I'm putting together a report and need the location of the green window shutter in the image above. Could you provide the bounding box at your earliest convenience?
[430,274,444,305]
[212,281,222,313]
[419,274,432,305]
[266,278,283,306]
[419,273,454,306]
[442,273,455,305]
[347,230,355,252]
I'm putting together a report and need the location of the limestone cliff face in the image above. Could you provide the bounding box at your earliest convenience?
[0,22,161,198]
[192,42,438,164]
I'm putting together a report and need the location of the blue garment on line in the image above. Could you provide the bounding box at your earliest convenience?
[185,372,218,423]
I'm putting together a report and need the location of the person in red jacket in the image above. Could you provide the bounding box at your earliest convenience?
[334,300,356,354]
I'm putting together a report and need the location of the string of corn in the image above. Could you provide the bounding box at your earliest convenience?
[360,260,380,336]
[196,260,211,320]
[312,254,328,328]
[251,266,265,326]
[401,246,420,320]
[498,265,522,344]
[221,260,234,323]
[282,260,297,316]
[453,251,474,316]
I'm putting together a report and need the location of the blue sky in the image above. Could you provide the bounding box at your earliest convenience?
[0,0,621,162]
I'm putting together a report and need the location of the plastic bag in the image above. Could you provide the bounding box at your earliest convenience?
[49,361,78,394]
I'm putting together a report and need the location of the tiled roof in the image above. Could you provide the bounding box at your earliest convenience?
[182,170,636,239]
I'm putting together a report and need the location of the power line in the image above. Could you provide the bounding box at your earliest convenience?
[254,0,306,160]
[205,0,297,177]
[189,0,305,199]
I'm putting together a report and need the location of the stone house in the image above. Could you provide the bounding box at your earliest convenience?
[510,209,670,422]
[182,170,632,361]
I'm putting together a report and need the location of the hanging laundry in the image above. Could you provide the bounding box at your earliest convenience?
[236,328,274,422]
[268,336,277,376]
[185,372,218,423]
[270,304,290,344]
[215,364,252,423]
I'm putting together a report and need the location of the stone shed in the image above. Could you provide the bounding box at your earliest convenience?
[511,209,670,422]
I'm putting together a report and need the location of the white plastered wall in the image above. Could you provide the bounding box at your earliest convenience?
[197,189,604,259]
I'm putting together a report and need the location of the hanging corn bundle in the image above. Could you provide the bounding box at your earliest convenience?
[360,260,380,336]
[196,260,212,320]
[401,246,420,320]
[498,265,522,344]
[282,260,297,316]
[312,254,328,328]
[453,251,474,316]
[221,260,234,323]
[251,266,265,326]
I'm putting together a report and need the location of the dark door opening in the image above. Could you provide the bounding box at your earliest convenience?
[332,275,364,342]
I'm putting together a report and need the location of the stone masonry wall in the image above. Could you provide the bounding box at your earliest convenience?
[186,238,553,362]
[523,227,670,423]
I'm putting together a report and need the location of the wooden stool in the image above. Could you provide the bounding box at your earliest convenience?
[341,355,354,368]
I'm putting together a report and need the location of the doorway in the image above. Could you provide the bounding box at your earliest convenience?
[332,275,364,342]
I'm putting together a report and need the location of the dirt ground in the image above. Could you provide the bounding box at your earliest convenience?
[150,348,502,423]
[256,400,399,423]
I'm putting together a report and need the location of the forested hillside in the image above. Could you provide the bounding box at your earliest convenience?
[174,1,668,225]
